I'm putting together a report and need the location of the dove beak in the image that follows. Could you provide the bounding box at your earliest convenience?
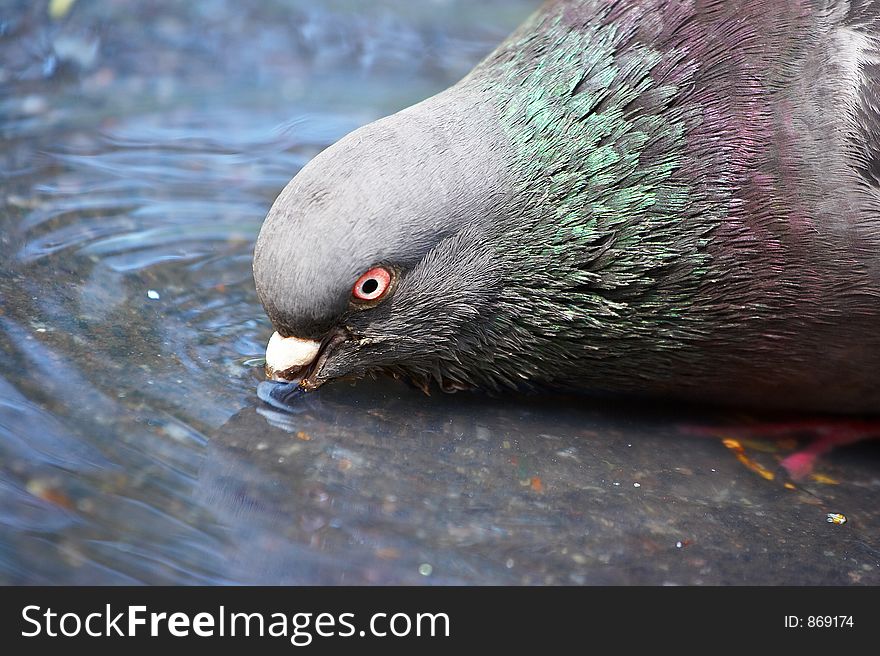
[264,332,322,383]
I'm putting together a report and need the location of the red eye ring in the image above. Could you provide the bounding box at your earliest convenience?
[352,266,392,302]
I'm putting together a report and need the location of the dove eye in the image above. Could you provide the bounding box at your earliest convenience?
[352,266,392,302]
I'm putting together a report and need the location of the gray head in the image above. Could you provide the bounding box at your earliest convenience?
[252,87,514,391]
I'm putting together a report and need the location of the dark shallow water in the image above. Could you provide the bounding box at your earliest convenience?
[1,0,879,585]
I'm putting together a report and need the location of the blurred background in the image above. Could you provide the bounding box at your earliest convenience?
[1,0,877,585]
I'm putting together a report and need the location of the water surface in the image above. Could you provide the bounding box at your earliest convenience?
[1,0,878,585]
